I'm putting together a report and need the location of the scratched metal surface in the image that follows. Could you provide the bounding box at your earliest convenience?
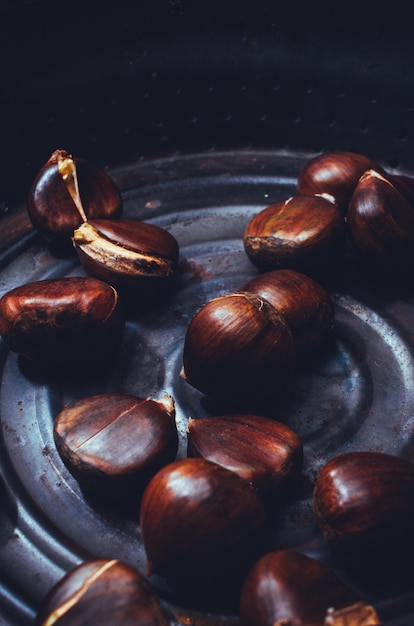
[1,151,414,624]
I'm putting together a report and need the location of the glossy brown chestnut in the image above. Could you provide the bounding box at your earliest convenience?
[243,195,345,275]
[35,559,171,626]
[140,457,270,596]
[242,269,335,359]
[347,169,414,272]
[28,149,122,245]
[181,291,295,407]
[313,451,414,569]
[187,414,303,503]
[72,219,179,302]
[54,393,178,503]
[297,151,383,213]
[239,549,380,626]
[0,277,125,369]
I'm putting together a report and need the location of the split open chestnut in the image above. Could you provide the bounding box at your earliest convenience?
[242,268,335,360]
[187,414,303,504]
[28,149,122,247]
[140,457,270,602]
[297,151,383,213]
[72,219,179,304]
[313,451,414,574]
[239,549,381,626]
[181,291,295,408]
[35,559,171,626]
[243,194,345,276]
[54,393,178,505]
[0,277,125,371]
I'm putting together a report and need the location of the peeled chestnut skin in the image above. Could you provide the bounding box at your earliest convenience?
[243,194,345,276]
[313,451,414,574]
[0,277,125,371]
[35,559,171,626]
[297,151,383,213]
[181,291,295,409]
[239,549,367,626]
[187,414,303,504]
[140,457,270,606]
[73,219,180,305]
[28,149,122,245]
[347,169,414,273]
[242,269,335,360]
[54,393,178,505]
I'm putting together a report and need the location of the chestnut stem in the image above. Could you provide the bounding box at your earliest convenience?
[323,602,382,625]
[57,153,88,223]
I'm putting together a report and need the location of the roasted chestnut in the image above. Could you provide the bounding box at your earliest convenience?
[140,457,270,601]
[28,149,122,246]
[239,549,380,626]
[243,194,345,275]
[242,269,335,359]
[313,451,414,572]
[0,277,125,370]
[72,219,179,303]
[347,169,414,272]
[35,559,171,626]
[297,151,383,213]
[187,414,303,503]
[54,393,178,504]
[181,291,295,408]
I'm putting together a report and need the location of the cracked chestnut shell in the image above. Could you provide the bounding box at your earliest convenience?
[73,219,179,302]
[0,277,125,370]
[239,549,380,626]
[181,291,295,408]
[347,169,414,272]
[187,414,303,503]
[35,559,171,626]
[140,457,270,600]
[242,269,335,359]
[313,451,414,572]
[54,393,178,504]
[28,149,122,246]
[243,194,345,275]
[297,151,383,213]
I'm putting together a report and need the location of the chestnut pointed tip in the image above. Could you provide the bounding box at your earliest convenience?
[155,393,175,418]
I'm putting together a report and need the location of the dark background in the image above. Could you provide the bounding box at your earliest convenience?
[1,0,414,206]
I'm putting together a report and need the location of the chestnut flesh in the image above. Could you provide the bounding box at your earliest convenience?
[297,151,383,213]
[140,457,270,602]
[35,559,171,626]
[187,413,303,504]
[242,268,335,359]
[243,194,345,275]
[181,291,295,408]
[28,149,122,246]
[54,393,178,504]
[0,277,125,371]
[313,451,414,573]
[73,219,179,303]
[239,549,380,626]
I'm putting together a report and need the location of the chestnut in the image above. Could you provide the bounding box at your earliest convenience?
[243,195,345,275]
[181,291,295,408]
[297,151,383,213]
[347,169,414,272]
[0,277,125,370]
[140,457,270,599]
[239,549,380,626]
[35,559,171,625]
[187,414,303,504]
[72,219,179,303]
[242,268,335,359]
[54,393,178,504]
[313,451,414,571]
[28,149,122,246]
